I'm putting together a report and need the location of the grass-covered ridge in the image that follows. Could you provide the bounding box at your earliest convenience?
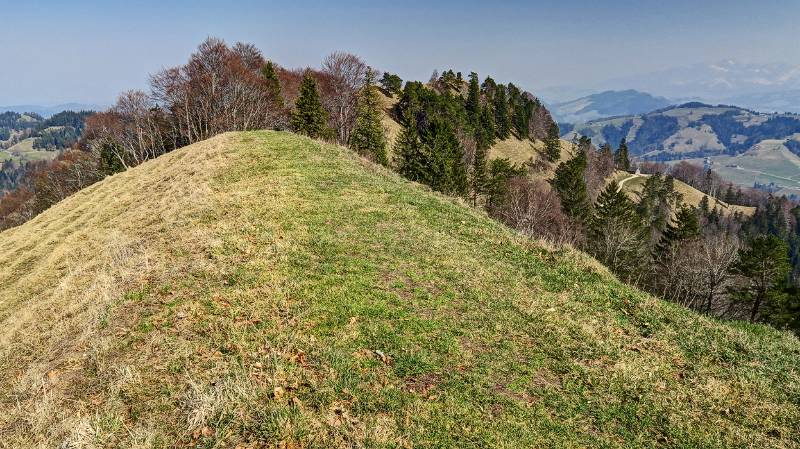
[0,131,798,448]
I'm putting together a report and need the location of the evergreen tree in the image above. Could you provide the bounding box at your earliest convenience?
[291,71,329,139]
[545,122,561,162]
[485,158,525,210]
[599,143,613,160]
[731,235,791,323]
[395,109,427,183]
[479,103,496,147]
[654,206,701,259]
[551,149,591,224]
[471,104,496,204]
[699,195,710,214]
[494,84,511,139]
[724,183,736,204]
[465,72,481,126]
[349,68,388,165]
[380,72,403,97]
[261,61,283,106]
[614,138,631,171]
[589,181,649,282]
[636,173,682,245]
[428,121,468,196]
[507,83,530,139]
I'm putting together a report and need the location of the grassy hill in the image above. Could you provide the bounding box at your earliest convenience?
[615,172,757,217]
[0,137,59,164]
[672,139,800,197]
[565,104,800,194]
[1,131,798,448]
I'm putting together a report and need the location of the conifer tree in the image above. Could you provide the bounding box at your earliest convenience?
[429,121,468,196]
[465,72,481,126]
[261,61,283,106]
[545,122,561,162]
[291,71,329,139]
[599,143,613,160]
[380,72,403,97]
[494,84,511,139]
[395,109,427,183]
[551,149,590,224]
[349,68,388,165]
[699,195,710,214]
[732,235,790,323]
[654,206,701,259]
[479,103,496,147]
[589,181,648,281]
[471,110,493,205]
[614,138,631,171]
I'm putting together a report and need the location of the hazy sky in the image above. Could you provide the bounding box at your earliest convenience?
[1,0,798,105]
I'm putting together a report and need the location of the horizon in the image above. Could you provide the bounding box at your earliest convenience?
[3,0,799,105]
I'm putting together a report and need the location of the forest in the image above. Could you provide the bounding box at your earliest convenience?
[1,37,799,335]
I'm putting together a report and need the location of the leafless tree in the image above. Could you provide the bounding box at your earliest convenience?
[493,178,581,246]
[653,233,740,314]
[321,52,368,145]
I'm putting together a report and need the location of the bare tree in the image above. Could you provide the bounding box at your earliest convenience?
[321,52,367,145]
[653,233,740,315]
[493,178,581,246]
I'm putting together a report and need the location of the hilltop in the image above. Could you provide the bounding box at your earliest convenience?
[1,131,797,447]
[549,90,672,124]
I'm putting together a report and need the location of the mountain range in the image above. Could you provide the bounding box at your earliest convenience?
[543,60,800,115]
[548,90,672,123]
[0,103,103,118]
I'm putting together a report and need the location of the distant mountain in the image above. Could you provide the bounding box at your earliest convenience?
[0,103,103,117]
[545,60,800,114]
[550,90,672,123]
[566,102,800,159]
[566,102,800,192]
[722,89,800,114]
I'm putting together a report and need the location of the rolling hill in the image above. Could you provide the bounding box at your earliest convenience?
[549,90,672,124]
[566,103,800,194]
[377,92,743,214]
[1,131,797,447]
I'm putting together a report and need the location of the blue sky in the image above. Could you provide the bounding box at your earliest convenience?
[1,0,797,105]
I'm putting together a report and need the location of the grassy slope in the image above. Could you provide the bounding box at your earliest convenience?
[675,141,800,197]
[0,137,59,164]
[1,131,798,448]
[614,172,756,217]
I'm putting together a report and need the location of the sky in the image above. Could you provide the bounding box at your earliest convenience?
[1,0,798,105]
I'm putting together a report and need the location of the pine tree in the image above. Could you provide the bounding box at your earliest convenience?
[380,72,403,97]
[261,61,283,106]
[614,138,630,171]
[699,195,710,214]
[470,102,498,204]
[494,84,511,139]
[732,235,790,323]
[551,149,590,224]
[655,206,701,259]
[589,181,648,281]
[545,122,561,162]
[349,68,388,165]
[429,121,468,196]
[479,103,496,147]
[465,72,481,126]
[291,71,329,139]
[395,109,427,183]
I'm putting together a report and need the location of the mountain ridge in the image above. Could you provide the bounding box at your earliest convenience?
[1,130,797,447]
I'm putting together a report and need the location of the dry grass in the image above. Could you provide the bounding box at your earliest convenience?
[0,131,797,448]
[614,172,756,217]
